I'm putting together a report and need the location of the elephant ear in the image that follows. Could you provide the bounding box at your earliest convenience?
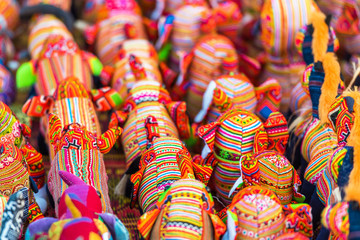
[0,188,29,239]
[25,217,58,239]
[194,81,217,123]
[225,208,239,240]
[205,211,226,240]
[176,150,195,179]
[90,87,123,112]
[264,112,289,154]
[166,102,191,139]
[198,122,221,159]
[22,95,53,117]
[16,60,37,89]
[97,125,123,154]
[139,208,162,240]
[48,114,62,147]
[254,78,281,121]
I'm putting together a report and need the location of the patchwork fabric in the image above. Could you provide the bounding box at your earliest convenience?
[283,203,313,237]
[264,112,289,154]
[322,201,349,240]
[226,186,285,240]
[138,179,226,240]
[0,101,23,147]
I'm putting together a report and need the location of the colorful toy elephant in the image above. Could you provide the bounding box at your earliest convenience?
[46,113,122,215]
[115,79,191,168]
[222,186,312,240]
[25,171,129,240]
[138,178,226,240]
[259,0,318,113]
[193,74,282,124]
[83,0,147,66]
[194,108,294,205]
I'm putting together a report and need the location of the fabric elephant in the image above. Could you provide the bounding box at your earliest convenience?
[193,107,293,205]
[114,79,191,169]
[46,113,122,215]
[194,74,282,124]
[83,0,147,66]
[25,171,129,240]
[138,178,226,240]
[222,186,312,240]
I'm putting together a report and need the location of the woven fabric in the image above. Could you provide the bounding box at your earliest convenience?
[335,1,360,36]
[207,75,257,123]
[169,4,211,69]
[0,194,8,224]
[283,203,313,237]
[264,112,289,154]
[186,34,238,118]
[253,150,303,204]
[0,101,23,147]
[226,186,285,239]
[322,202,349,240]
[0,0,19,32]
[138,179,226,240]
[112,39,161,101]
[0,64,15,106]
[131,137,189,212]
[28,14,73,60]
[202,108,266,204]
[289,82,311,113]
[302,119,337,184]
[24,0,71,11]
[34,36,94,96]
[95,14,146,66]
[0,142,30,198]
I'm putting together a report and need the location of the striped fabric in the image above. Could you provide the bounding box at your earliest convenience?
[25,0,71,11]
[207,75,257,123]
[316,147,346,205]
[138,179,226,240]
[322,202,350,240]
[95,14,146,66]
[28,14,73,60]
[0,102,23,147]
[260,0,315,112]
[112,39,161,101]
[226,186,285,240]
[122,102,179,168]
[289,82,311,114]
[47,148,112,214]
[0,0,19,31]
[211,108,265,204]
[301,119,337,184]
[43,78,101,160]
[169,4,210,69]
[0,194,8,224]
[186,34,238,118]
[136,137,185,212]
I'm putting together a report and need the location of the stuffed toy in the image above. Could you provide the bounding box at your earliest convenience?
[83,0,146,66]
[25,171,130,240]
[107,40,162,102]
[46,112,122,215]
[116,134,208,213]
[222,186,312,240]
[115,79,191,169]
[138,178,226,240]
[0,188,30,239]
[176,33,238,118]
[259,0,318,113]
[193,74,282,124]
[193,107,294,205]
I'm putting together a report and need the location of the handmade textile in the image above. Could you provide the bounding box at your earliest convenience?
[129,137,192,212]
[185,34,238,118]
[47,113,122,214]
[0,64,15,106]
[322,201,350,240]
[138,179,226,240]
[24,0,72,11]
[0,0,19,32]
[225,186,285,240]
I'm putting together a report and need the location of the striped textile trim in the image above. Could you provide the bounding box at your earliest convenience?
[121,102,179,168]
[35,53,93,96]
[289,81,311,113]
[260,0,312,65]
[207,75,257,123]
[138,137,184,212]
[186,34,238,118]
[47,149,112,215]
[95,15,146,66]
[316,147,346,205]
[28,15,73,60]
[302,119,337,184]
